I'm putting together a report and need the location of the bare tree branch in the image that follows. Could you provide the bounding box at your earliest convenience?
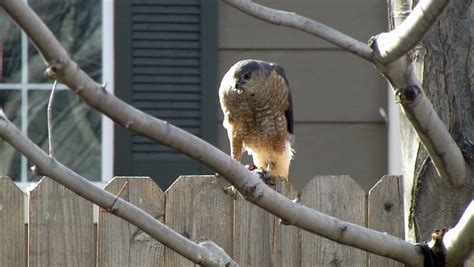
[0,1,430,265]
[223,0,373,61]
[374,0,452,63]
[0,111,237,267]
[371,0,469,187]
[442,201,474,265]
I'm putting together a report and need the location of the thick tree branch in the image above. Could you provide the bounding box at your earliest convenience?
[0,111,236,267]
[442,201,474,265]
[223,0,372,61]
[371,56,469,186]
[0,1,429,265]
[374,0,452,63]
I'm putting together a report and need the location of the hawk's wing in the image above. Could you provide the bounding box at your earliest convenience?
[285,91,294,135]
[271,64,294,135]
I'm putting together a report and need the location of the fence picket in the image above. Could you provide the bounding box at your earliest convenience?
[234,177,300,266]
[273,178,300,266]
[234,189,272,266]
[0,177,25,267]
[164,175,233,266]
[97,176,165,266]
[368,175,404,267]
[300,175,367,266]
[28,177,94,266]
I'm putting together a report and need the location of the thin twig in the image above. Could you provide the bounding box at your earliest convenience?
[108,180,128,212]
[47,80,57,158]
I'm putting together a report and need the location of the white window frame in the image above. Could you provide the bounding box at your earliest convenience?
[101,0,114,185]
[2,0,114,192]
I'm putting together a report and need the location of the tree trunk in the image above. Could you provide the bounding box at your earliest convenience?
[401,0,474,242]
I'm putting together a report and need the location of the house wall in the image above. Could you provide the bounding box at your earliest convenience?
[216,1,389,191]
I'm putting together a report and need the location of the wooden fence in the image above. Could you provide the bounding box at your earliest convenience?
[0,175,405,266]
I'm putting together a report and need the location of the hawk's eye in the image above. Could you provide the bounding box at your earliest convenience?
[243,72,251,79]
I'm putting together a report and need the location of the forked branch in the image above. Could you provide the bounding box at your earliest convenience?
[372,0,468,186]
[374,0,452,63]
[0,1,428,265]
[224,0,468,187]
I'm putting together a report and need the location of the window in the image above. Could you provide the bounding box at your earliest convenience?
[0,0,107,184]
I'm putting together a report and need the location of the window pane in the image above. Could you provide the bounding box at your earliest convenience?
[28,0,102,82]
[0,9,21,83]
[0,90,21,180]
[27,89,101,182]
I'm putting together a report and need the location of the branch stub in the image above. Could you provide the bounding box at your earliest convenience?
[395,86,421,104]
[44,59,66,80]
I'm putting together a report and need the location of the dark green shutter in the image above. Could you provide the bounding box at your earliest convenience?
[114,0,218,189]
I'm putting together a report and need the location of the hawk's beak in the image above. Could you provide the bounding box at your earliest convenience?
[233,79,245,94]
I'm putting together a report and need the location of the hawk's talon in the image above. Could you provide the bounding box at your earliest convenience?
[252,168,275,185]
[263,175,276,186]
[223,185,238,200]
[245,164,257,171]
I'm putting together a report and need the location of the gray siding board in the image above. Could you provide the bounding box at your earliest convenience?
[292,123,387,191]
[219,50,387,123]
[218,0,387,49]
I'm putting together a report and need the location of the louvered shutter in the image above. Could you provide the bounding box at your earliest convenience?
[114,0,217,188]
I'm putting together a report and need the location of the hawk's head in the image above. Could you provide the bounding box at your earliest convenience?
[229,59,272,96]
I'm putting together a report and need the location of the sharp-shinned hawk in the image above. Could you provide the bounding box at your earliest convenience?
[219,59,294,180]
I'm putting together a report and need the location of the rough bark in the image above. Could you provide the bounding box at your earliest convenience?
[400,0,474,242]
